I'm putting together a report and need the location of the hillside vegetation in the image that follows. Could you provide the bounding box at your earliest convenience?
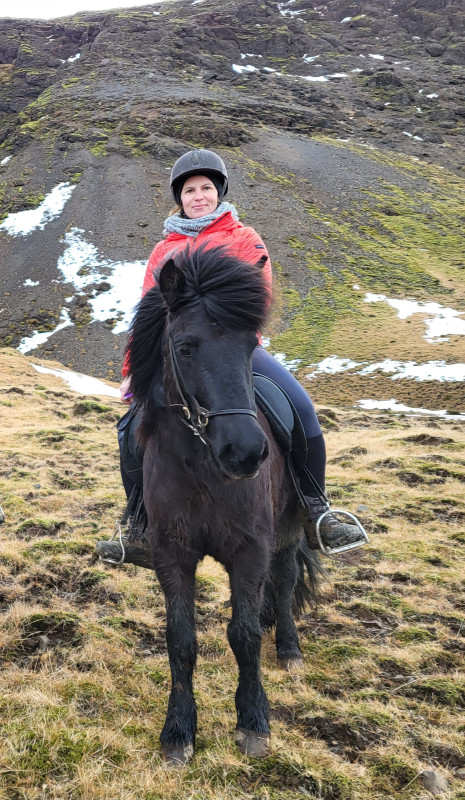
[0,348,464,799]
[0,0,464,414]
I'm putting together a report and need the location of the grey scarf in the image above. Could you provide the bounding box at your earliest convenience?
[163,202,239,237]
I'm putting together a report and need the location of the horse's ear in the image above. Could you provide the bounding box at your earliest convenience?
[159,259,185,307]
[255,255,268,269]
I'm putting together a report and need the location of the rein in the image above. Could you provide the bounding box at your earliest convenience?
[168,337,257,445]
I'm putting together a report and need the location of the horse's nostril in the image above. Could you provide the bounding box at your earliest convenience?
[262,438,270,462]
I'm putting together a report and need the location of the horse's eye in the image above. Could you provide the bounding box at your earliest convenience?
[179,346,191,357]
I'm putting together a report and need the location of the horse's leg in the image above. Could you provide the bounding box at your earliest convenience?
[153,547,198,764]
[227,547,270,758]
[273,543,304,670]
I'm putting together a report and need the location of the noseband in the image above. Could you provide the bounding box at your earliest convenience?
[168,337,257,445]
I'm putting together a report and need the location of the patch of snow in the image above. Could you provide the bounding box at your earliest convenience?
[356,398,465,421]
[23,279,39,287]
[358,359,465,382]
[368,54,385,60]
[364,293,465,342]
[263,67,279,73]
[419,88,424,94]
[341,16,352,23]
[31,363,120,398]
[0,182,75,237]
[351,68,364,72]
[278,1,304,17]
[328,73,348,78]
[413,135,423,141]
[1,156,12,166]
[303,54,320,63]
[232,63,259,74]
[18,309,73,354]
[260,338,300,371]
[302,75,329,82]
[67,53,81,62]
[307,356,363,378]
[57,227,146,334]
[426,92,438,99]
[403,131,413,137]
[274,352,301,371]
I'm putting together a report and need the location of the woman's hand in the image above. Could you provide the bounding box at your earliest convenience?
[120,375,133,404]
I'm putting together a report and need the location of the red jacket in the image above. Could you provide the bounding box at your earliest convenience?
[122,211,272,376]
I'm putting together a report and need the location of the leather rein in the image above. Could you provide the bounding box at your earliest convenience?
[168,337,257,445]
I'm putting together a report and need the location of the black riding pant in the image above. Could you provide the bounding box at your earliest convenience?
[252,346,326,494]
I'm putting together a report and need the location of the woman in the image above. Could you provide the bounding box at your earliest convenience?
[97,149,363,566]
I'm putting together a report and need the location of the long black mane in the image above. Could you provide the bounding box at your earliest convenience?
[127,245,270,403]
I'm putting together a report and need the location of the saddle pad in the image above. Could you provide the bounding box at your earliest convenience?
[253,374,308,473]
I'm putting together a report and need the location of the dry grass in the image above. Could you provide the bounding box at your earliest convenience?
[0,348,464,800]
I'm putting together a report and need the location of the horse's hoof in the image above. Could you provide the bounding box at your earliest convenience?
[161,742,194,765]
[235,728,270,758]
[278,655,304,671]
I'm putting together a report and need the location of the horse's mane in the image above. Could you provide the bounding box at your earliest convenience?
[127,244,271,402]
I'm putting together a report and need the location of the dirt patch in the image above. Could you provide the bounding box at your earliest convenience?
[3,611,83,669]
[402,434,455,446]
[304,715,386,761]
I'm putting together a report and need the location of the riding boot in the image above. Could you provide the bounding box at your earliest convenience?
[300,436,367,554]
[303,495,367,554]
[95,487,154,569]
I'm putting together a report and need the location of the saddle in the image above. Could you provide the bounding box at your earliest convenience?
[119,374,308,489]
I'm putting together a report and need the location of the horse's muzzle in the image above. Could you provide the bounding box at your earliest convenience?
[214,428,269,480]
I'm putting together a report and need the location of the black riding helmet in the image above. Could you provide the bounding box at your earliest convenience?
[170,149,228,205]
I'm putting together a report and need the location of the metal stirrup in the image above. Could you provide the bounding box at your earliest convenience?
[315,509,369,556]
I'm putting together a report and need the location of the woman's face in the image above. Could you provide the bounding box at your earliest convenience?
[180,174,219,219]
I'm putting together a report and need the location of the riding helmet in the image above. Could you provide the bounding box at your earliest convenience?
[170,149,229,205]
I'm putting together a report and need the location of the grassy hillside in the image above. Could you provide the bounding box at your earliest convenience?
[0,348,464,799]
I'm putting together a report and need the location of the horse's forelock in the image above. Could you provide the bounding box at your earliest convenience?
[172,244,269,331]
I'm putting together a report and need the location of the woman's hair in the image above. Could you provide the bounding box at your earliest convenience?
[168,203,182,216]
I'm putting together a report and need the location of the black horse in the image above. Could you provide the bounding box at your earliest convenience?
[128,245,320,764]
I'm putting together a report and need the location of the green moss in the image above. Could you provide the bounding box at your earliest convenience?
[413,677,465,706]
[61,77,80,89]
[16,518,66,537]
[371,753,418,791]
[72,399,111,415]
[394,626,435,644]
[88,140,108,157]
[287,235,306,251]
[25,539,93,556]
[68,171,83,184]
[18,192,45,210]
[19,118,42,134]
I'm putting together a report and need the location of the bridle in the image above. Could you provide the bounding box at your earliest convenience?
[168,336,257,445]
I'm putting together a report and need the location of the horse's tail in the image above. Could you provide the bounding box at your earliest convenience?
[260,539,322,631]
[293,538,322,616]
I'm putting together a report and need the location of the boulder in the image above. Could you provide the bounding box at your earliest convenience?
[426,42,445,56]
[419,770,449,795]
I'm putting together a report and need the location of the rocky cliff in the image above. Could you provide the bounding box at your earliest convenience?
[0,0,464,412]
